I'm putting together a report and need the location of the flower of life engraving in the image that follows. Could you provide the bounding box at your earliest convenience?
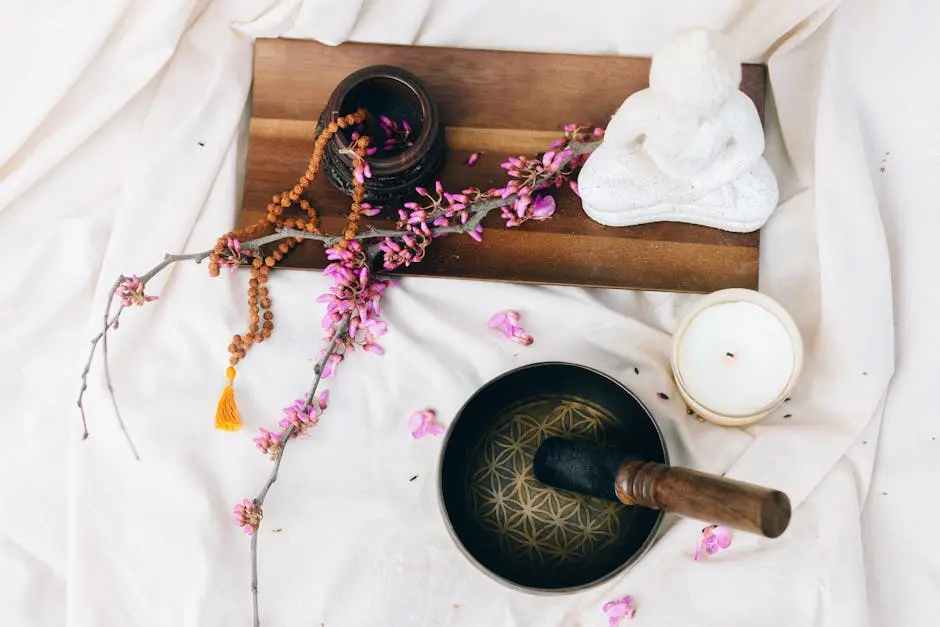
[466,396,628,567]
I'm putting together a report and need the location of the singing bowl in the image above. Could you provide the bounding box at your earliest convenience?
[438,362,668,593]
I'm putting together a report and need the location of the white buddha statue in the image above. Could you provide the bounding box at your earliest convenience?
[577,28,779,233]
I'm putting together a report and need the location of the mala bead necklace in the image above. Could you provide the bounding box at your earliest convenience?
[208,110,370,431]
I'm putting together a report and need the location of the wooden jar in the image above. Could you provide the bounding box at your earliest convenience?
[317,65,447,203]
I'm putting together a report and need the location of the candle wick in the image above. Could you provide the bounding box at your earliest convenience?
[725,352,735,359]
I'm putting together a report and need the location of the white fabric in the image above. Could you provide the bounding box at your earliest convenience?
[1,1,937,626]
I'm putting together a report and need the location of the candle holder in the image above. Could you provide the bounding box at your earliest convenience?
[316,65,447,203]
[670,289,803,427]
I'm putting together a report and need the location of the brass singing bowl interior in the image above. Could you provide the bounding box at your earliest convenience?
[438,362,668,592]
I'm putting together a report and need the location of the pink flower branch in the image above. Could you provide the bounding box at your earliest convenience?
[73,123,605,625]
[246,313,351,627]
[77,134,602,451]
[277,136,603,263]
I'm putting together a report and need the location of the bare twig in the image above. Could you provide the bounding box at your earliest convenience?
[276,193,512,248]
[249,315,351,627]
[250,529,259,622]
[568,138,602,155]
[100,277,138,460]
[76,309,120,439]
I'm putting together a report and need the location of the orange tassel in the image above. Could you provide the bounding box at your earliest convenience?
[215,366,242,431]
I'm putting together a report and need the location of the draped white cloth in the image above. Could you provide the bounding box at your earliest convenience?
[1,1,937,625]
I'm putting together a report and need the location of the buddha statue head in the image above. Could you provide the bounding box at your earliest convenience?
[649,28,742,121]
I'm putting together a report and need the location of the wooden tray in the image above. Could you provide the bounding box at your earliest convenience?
[238,39,767,293]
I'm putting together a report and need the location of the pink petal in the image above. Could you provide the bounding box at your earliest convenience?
[713,525,732,548]
[488,312,508,328]
[467,152,479,166]
[425,423,445,436]
[408,413,426,438]
[694,540,705,561]
[603,595,635,624]
[530,195,556,218]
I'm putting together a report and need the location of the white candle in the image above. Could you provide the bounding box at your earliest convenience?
[671,289,803,426]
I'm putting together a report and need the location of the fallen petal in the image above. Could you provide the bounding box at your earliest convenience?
[712,525,733,548]
[488,312,508,328]
[408,413,427,438]
[603,594,636,624]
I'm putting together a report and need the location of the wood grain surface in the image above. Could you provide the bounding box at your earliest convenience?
[238,39,768,292]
